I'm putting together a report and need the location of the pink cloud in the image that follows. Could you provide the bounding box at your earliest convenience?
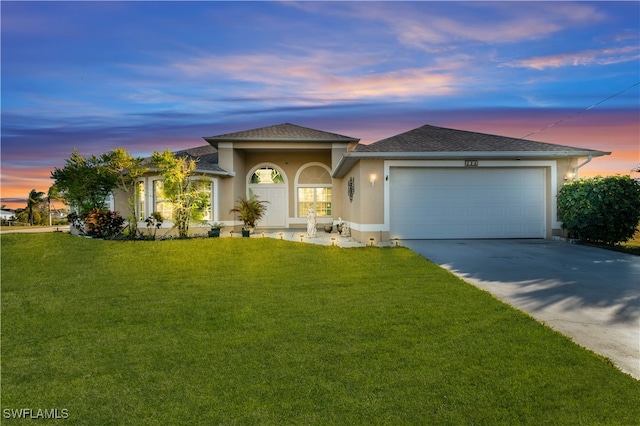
[350,2,605,51]
[506,46,640,70]
[170,51,461,102]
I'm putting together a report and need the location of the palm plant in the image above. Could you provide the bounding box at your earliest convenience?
[229,195,268,230]
[27,189,46,226]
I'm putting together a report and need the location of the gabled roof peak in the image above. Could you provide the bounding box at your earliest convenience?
[204,123,359,145]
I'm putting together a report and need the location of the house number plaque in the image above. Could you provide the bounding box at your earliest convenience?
[464,160,479,167]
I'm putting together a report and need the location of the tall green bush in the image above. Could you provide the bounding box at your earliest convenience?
[151,150,210,238]
[557,175,640,245]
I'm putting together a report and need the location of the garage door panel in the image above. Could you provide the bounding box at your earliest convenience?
[390,168,545,239]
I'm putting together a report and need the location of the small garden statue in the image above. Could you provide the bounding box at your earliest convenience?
[307,209,317,238]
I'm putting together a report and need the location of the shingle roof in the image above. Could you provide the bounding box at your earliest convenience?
[204,123,359,144]
[143,145,228,174]
[173,145,226,173]
[357,124,605,153]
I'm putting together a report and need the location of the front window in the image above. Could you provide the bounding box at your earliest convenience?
[153,179,214,222]
[135,181,145,220]
[297,164,332,217]
[298,188,332,217]
[154,180,174,220]
[193,180,213,221]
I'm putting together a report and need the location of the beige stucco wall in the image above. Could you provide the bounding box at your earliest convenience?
[333,160,387,244]
[217,143,349,230]
[112,188,129,218]
[243,150,332,220]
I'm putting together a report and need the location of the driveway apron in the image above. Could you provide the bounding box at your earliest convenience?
[403,239,640,380]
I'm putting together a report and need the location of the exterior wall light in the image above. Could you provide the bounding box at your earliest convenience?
[369,174,377,186]
[565,172,575,181]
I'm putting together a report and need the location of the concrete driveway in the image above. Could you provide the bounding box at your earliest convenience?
[403,239,640,380]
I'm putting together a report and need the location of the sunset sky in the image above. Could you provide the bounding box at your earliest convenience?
[2,1,639,209]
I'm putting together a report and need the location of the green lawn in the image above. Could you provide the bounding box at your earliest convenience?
[584,227,640,256]
[620,228,640,255]
[2,234,639,425]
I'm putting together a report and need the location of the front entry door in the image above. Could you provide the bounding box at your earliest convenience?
[250,186,286,228]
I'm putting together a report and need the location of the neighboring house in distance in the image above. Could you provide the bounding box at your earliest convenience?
[0,209,16,222]
[113,123,609,243]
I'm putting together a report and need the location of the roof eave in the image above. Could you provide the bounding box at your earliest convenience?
[144,166,233,177]
[332,150,610,177]
[204,136,359,148]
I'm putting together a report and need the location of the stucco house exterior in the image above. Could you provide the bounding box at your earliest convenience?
[114,122,609,243]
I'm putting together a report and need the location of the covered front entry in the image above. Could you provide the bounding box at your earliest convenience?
[390,167,546,239]
[248,165,287,228]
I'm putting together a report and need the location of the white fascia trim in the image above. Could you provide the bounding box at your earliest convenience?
[333,150,607,177]
[347,150,605,159]
[382,160,560,232]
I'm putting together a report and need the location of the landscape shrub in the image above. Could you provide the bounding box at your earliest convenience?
[557,175,640,245]
[84,209,125,239]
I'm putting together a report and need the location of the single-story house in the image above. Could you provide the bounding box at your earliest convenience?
[0,209,16,221]
[113,122,609,243]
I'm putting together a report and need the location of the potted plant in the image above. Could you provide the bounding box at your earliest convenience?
[229,195,268,237]
[208,222,224,238]
[336,218,344,235]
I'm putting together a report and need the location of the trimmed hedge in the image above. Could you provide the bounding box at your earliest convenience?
[557,175,640,245]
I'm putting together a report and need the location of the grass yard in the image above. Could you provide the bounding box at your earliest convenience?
[2,233,639,425]
[584,228,640,256]
[620,228,640,255]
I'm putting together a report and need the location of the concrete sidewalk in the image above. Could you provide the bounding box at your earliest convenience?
[403,239,640,380]
[0,226,67,234]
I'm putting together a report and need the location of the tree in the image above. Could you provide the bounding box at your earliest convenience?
[51,149,118,215]
[557,175,640,245]
[26,189,46,226]
[151,149,210,238]
[102,148,148,237]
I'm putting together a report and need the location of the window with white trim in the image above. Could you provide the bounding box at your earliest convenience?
[193,180,213,221]
[297,164,332,217]
[153,179,214,222]
[153,180,174,220]
[135,181,145,220]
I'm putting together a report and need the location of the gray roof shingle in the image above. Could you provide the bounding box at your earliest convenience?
[204,123,359,143]
[357,124,605,153]
[173,145,226,173]
[143,145,227,174]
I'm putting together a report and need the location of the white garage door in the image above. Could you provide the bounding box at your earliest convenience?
[390,168,545,239]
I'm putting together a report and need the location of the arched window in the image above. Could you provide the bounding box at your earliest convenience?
[296,164,332,217]
[250,167,285,184]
